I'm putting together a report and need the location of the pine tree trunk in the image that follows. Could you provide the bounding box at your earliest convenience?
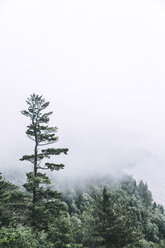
[33,125,38,204]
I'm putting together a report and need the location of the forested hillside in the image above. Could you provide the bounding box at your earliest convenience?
[1,94,165,247]
[0,173,165,248]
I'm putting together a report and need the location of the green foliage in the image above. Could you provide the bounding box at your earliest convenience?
[1,173,165,247]
[1,94,165,247]
[62,176,165,248]
[47,213,72,248]
[15,94,72,247]
[20,94,68,205]
[0,226,51,248]
[0,173,27,228]
[81,187,143,248]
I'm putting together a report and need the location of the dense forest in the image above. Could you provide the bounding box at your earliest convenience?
[1,173,165,247]
[1,94,165,248]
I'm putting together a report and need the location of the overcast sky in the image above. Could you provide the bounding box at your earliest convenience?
[1,0,165,203]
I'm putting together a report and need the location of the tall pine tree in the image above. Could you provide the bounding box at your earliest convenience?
[20,94,68,230]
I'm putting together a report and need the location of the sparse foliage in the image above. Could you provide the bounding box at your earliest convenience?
[20,94,68,204]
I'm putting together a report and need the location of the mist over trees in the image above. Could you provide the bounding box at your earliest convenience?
[0,94,165,247]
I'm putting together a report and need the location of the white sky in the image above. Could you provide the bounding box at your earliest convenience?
[1,0,165,203]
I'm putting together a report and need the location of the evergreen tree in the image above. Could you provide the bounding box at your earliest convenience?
[0,226,50,248]
[0,173,27,228]
[20,94,68,230]
[81,187,143,248]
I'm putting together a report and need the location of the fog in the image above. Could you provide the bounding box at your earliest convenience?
[1,0,165,204]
